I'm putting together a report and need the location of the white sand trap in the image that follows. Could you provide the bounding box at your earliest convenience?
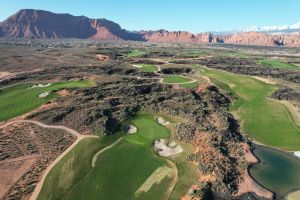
[154,139,183,157]
[132,64,143,68]
[31,83,52,88]
[38,92,49,98]
[293,151,300,159]
[125,124,137,134]
[156,117,170,126]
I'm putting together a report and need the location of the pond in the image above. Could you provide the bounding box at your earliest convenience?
[249,146,300,198]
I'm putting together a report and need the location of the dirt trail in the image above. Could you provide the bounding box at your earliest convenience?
[0,120,98,200]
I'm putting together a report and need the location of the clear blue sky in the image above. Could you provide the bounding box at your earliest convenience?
[1,0,300,32]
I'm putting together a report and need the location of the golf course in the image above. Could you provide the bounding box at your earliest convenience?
[126,50,147,58]
[36,113,196,200]
[180,81,199,89]
[0,80,95,121]
[162,75,193,84]
[200,67,300,150]
[250,146,300,198]
[261,59,300,71]
[138,64,158,72]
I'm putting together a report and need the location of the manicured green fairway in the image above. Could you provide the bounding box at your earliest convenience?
[162,75,191,84]
[200,67,300,150]
[37,135,121,200]
[0,80,95,121]
[126,50,147,57]
[139,64,158,72]
[180,81,199,89]
[261,59,300,71]
[169,142,198,199]
[37,113,174,200]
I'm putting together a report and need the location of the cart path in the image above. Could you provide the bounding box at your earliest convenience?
[0,120,98,200]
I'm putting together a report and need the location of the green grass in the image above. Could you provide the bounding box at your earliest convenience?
[38,113,173,200]
[200,67,300,150]
[138,64,158,72]
[261,59,300,71]
[180,82,199,89]
[37,135,121,200]
[0,80,95,121]
[126,50,147,58]
[163,75,192,84]
[169,142,198,200]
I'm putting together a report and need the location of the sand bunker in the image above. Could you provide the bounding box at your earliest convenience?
[154,139,183,157]
[156,117,170,126]
[132,64,143,68]
[38,92,49,98]
[96,54,109,61]
[125,124,137,134]
[294,151,300,158]
[31,83,52,88]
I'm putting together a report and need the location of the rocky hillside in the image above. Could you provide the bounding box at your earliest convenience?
[0,9,144,40]
[140,30,215,43]
[219,32,300,47]
[1,9,300,46]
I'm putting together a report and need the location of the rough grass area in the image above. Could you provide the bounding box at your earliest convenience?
[0,80,95,121]
[163,75,191,84]
[200,67,300,150]
[261,59,300,71]
[38,113,174,200]
[126,50,147,58]
[139,64,158,72]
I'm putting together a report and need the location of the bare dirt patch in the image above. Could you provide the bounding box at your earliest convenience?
[0,121,75,199]
[57,89,71,97]
[96,54,109,61]
[0,155,40,199]
[236,143,273,199]
[0,71,14,83]
[251,76,277,85]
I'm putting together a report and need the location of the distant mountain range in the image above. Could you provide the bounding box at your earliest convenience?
[215,22,300,35]
[1,9,300,47]
[242,22,300,34]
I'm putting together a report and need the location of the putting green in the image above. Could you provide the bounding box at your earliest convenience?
[37,113,175,200]
[126,50,147,58]
[261,59,300,71]
[138,64,158,72]
[0,80,95,121]
[163,75,192,84]
[200,67,300,150]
